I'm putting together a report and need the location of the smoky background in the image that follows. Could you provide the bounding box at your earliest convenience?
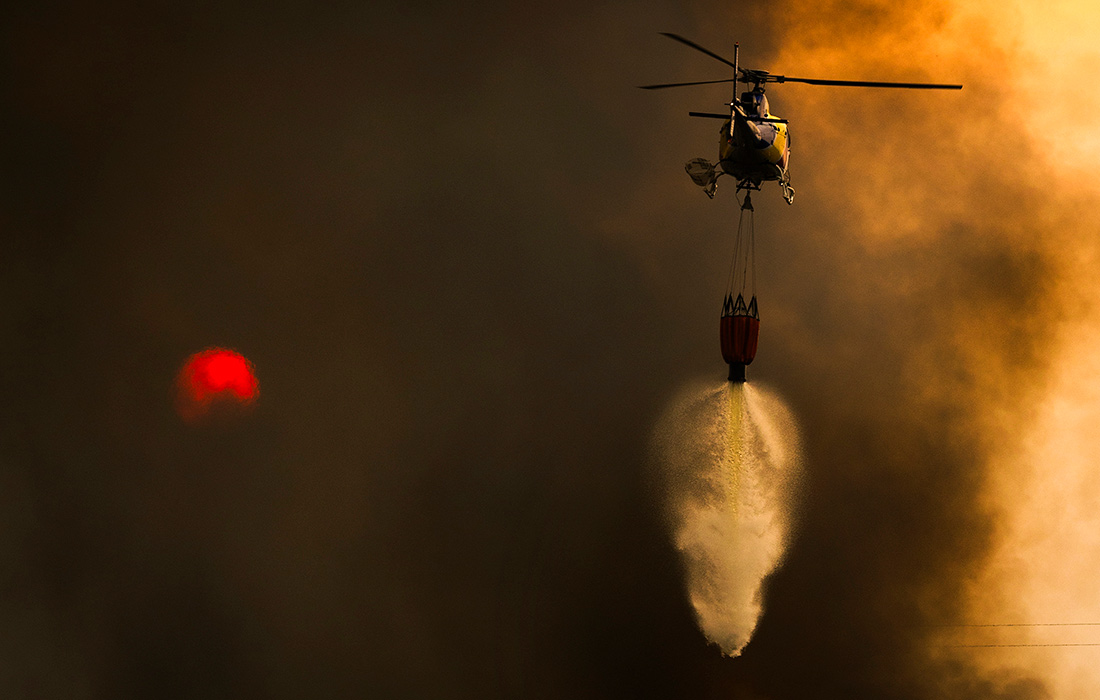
[2,0,1094,698]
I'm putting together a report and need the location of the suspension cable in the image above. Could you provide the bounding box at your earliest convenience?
[725,190,756,308]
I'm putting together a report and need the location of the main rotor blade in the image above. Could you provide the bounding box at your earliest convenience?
[659,33,738,70]
[638,78,736,90]
[688,112,732,119]
[771,75,962,89]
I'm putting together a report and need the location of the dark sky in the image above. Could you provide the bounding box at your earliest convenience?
[1,1,1076,698]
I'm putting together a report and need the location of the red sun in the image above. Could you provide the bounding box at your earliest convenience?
[176,348,259,421]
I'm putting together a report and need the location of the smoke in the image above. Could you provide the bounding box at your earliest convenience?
[734,1,1100,698]
[944,7,1100,699]
[652,381,801,656]
[9,0,1100,697]
[963,195,1100,698]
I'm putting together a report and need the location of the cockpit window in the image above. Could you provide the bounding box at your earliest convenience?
[740,91,769,117]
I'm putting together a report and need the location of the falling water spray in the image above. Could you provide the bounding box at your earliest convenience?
[651,380,802,656]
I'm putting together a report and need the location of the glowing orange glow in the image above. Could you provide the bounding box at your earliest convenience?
[176,348,259,421]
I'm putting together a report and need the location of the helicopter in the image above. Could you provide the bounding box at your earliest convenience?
[641,33,962,203]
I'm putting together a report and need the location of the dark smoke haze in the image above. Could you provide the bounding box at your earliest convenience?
[2,0,1089,697]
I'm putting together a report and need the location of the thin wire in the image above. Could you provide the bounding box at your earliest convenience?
[726,198,746,298]
[948,643,1100,648]
[738,207,751,297]
[938,623,1100,627]
[725,193,738,297]
[749,206,756,301]
[941,621,1100,648]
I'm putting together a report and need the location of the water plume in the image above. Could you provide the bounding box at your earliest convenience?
[651,380,802,656]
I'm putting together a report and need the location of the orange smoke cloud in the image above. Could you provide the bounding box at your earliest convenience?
[742,0,1100,696]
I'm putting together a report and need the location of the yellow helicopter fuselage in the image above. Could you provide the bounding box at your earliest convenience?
[718,110,790,185]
